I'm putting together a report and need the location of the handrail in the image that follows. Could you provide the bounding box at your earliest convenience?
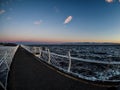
[41,51,120,65]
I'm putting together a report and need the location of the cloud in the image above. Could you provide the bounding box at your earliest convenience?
[64,16,72,24]
[105,0,114,3]
[6,1,9,5]
[34,20,42,25]
[7,17,12,20]
[119,0,120,2]
[0,9,6,14]
[9,8,13,11]
[54,6,59,13]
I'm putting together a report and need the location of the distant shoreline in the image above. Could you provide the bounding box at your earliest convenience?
[0,42,120,46]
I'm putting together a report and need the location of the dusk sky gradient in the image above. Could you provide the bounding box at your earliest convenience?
[0,0,120,43]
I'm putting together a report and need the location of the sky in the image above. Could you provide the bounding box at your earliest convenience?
[0,0,120,43]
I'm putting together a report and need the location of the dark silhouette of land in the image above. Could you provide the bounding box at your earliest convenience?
[7,46,119,90]
[0,42,17,46]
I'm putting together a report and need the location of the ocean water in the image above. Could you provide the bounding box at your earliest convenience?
[44,45,120,62]
[0,46,17,87]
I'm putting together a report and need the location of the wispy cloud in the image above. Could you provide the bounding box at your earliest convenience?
[6,1,9,5]
[34,20,42,25]
[7,17,12,20]
[64,16,72,24]
[105,0,114,3]
[0,9,6,14]
[9,8,13,11]
[54,6,59,13]
[119,0,120,2]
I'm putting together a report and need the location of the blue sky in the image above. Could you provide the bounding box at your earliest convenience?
[0,0,120,43]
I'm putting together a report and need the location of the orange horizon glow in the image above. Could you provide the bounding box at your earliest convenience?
[0,37,120,44]
[0,33,120,43]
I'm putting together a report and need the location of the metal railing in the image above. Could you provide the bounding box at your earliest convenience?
[0,45,19,90]
[22,45,120,82]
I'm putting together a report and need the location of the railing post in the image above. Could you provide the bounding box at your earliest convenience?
[39,47,42,58]
[33,47,35,54]
[35,47,37,54]
[68,50,71,72]
[48,48,51,64]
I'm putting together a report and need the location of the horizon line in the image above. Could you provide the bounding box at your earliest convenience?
[0,41,120,44]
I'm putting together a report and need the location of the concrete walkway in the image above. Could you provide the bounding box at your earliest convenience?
[7,46,117,90]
